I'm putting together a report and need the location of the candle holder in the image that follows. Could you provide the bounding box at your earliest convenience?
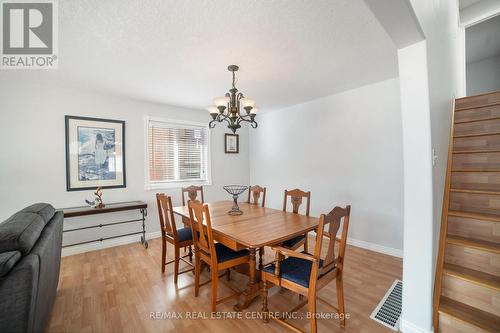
[223,185,248,216]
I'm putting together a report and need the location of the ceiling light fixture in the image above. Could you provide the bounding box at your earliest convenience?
[208,65,258,133]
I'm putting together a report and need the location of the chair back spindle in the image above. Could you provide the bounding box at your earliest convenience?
[188,201,216,262]
[156,193,179,239]
[182,186,204,206]
[283,189,311,216]
[314,205,351,276]
[247,185,267,207]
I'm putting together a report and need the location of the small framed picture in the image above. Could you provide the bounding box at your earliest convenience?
[225,133,239,154]
[65,116,126,191]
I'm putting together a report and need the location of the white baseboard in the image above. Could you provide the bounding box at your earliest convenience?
[400,319,433,333]
[346,237,403,258]
[61,231,162,257]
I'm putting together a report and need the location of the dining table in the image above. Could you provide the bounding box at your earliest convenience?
[173,200,319,310]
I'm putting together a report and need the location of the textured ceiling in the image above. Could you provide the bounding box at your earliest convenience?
[1,0,398,111]
[466,14,500,63]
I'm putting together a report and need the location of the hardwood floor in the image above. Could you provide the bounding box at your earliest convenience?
[46,237,402,333]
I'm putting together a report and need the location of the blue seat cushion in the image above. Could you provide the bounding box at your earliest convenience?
[282,234,306,248]
[215,243,249,263]
[176,227,193,242]
[263,255,335,287]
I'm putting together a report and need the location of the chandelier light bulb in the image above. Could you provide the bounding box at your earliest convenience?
[214,96,230,107]
[250,106,259,114]
[207,106,218,114]
[240,98,255,108]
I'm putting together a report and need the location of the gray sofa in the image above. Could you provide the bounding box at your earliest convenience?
[0,203,63,333]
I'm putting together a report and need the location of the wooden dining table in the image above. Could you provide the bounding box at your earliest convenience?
[173,200,319,310]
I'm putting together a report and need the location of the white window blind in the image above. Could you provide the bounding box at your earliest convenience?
[147,119,209,187]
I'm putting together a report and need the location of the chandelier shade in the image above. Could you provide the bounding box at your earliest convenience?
[208,65,259,133]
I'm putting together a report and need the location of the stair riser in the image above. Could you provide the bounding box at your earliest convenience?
[456,93,500,110]
[447,216,500,243]
[454,134,500,152]
[450,192,500,217]
[445,244,500,276]
[455,105,500,123]
[442,275,500,317]
[453,152,500,169]
[455,118,500,137]
[439,313,489,333]
[451,172,500,191]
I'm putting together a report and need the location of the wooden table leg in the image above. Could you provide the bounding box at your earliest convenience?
[234,247,261,311]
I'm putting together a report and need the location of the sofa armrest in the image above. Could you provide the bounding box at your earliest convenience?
[0,251,21,277]
[0,254,39,333]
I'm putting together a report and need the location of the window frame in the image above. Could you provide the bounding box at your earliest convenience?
[144,116,212,190]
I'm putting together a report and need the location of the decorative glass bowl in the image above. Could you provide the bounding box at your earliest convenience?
[223,185,248,216]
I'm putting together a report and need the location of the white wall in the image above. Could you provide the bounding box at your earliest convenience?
[400,1,460,332]
[0,79,249,254]
[397,40,435,333]
[467,55,500,95]
[249,78,404,256]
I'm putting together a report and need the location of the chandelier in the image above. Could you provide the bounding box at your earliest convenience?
[207,65,258,133]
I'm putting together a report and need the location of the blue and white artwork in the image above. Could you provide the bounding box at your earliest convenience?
[66,116,125,191]
[77,126,116,181]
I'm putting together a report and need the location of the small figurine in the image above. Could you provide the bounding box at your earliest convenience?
[85,187,105,208]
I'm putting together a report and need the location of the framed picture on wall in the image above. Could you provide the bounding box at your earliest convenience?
[225,133,239,154]
[65,116,126,191]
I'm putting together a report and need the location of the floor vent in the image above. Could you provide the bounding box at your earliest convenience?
[370,279,402,331]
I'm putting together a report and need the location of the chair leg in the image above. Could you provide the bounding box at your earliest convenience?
[336,273,346,327]
[211,267,218,312]
[261,280,269,323]
[258,247,264,271]
[194,254,201,297]
[226,268,231,281]
[161,240,166,273]
[188,245,193,263]
[308,294,317,333]
[174,246,180,284]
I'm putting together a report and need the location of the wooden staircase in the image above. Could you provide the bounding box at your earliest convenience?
[433,91,500,332]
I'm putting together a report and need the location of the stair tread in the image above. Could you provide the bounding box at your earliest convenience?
[453,149,500,154]
[439,297,500,332]
[455,116,500,124]
[455,101,500,112]
[450,189,500,195]
[454,132,500,139]
[452,169,500,172]
[444,263,500,291]
[446,235,500,254]
[448,210,500,223]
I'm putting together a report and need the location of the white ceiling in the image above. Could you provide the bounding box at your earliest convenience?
[1,0,398,111]
[466,14,500,64]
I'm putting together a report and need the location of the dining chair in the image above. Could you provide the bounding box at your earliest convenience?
[188,200,250,312]
[261,205,351,333]
[156,193,194,284]
[247,185,267,207]
[282,188,311,252]
[181,185,204,206]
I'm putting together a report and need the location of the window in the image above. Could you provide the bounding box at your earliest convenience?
[145,117,210,189]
